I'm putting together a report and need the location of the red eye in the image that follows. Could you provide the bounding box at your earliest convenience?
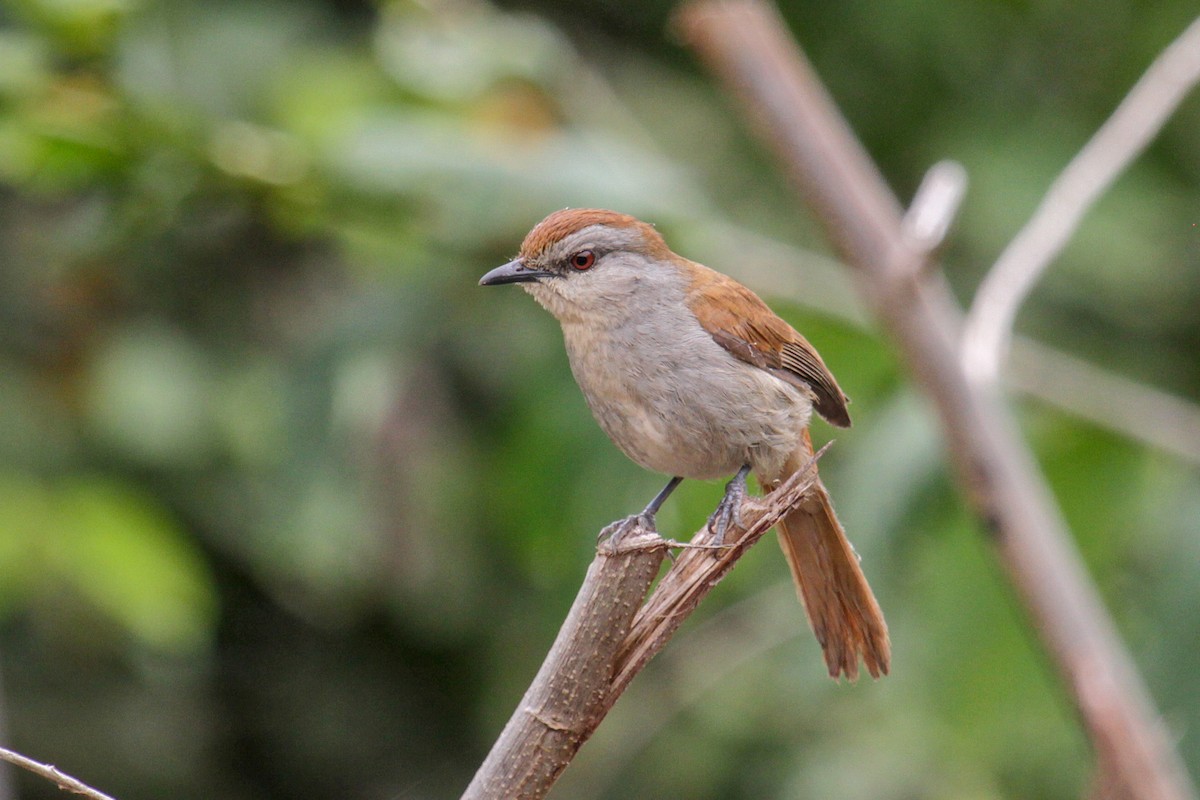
[570,250,595,270]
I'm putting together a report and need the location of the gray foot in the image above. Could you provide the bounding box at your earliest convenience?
[597,513,655,548]
[707,467,750,546]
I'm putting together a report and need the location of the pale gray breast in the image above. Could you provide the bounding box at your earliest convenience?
[559,286,812,480]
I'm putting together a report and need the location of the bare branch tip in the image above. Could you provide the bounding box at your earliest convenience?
[0,747,118,800]
[903,159,968,257]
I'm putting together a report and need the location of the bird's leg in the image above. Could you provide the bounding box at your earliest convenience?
[598,476,684,547]
[707,464,751,546]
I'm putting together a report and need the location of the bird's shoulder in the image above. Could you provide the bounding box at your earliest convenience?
[682,260,851,427]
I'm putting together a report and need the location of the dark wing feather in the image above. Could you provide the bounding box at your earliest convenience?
[777,342,851,427]
[686,263,851,427]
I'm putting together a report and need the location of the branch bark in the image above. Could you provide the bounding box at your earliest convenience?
[462,449,825,800]
[0,747,117,800]
[675,3,1196,800]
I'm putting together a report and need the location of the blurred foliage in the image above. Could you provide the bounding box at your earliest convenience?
[0,0,1197,798]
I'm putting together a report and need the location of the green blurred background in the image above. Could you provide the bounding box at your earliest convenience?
[1,0,1197,797]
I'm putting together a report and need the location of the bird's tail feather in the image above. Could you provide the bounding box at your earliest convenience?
[761,431,890,680]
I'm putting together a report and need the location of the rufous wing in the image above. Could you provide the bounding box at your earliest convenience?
[684,261,851,427]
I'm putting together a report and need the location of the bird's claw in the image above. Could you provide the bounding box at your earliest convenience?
[707,469,749,547]
[597,512,655,549]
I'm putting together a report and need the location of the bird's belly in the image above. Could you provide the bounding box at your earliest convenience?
[564,332,811,481]
[588,393,742,479]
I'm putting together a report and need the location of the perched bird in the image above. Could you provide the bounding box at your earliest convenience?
[480,209,889,680]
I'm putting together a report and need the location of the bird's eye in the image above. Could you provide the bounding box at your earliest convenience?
[570,250,595,271]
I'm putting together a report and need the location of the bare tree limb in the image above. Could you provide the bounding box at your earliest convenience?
[0,747,117,800]
[960,15,1200,385]
[461,530,669,800]
[676,3,1197,800]
[462,450,825,800]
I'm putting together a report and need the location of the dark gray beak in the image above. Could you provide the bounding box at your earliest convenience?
[479,259,554,286]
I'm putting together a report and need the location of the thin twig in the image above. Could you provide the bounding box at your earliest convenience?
[0,747,117,800]
[902,160,969,259]
[960,15,1200,385]
[462,450,825,799]
[1008,338,1200,465]
[676,3,1196,799]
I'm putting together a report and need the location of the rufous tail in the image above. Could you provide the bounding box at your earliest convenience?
[760,430,890,680]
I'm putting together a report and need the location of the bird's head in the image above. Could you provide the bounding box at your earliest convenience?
[479,209,681,321]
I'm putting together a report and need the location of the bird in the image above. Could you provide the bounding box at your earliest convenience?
[479,208,889,680]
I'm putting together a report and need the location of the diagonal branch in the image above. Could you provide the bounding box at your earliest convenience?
[961,15,1200,385]
[0,747,118,800]
[675,3,1196,800]
[461,449,825,800]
